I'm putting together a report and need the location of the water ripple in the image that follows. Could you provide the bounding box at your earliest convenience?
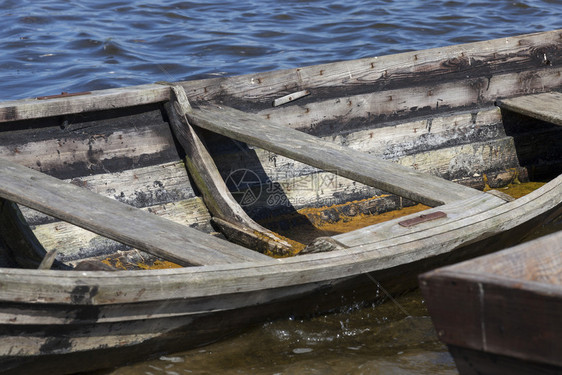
[1,0,561,100]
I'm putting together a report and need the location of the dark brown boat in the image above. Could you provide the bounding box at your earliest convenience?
[420,230,562,375]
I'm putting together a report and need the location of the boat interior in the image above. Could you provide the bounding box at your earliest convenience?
[0,87,560,272]
[0,31,561,271]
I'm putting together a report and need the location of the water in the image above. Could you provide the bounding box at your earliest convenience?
[1,1,561,101]
[108,291,458,375]
[2,1,561,373]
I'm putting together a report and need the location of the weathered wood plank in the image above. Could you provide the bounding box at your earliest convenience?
[256,69,562,134]
[31,197,215,263]
[166,85,303,256]
[0,158,271,266]
[17,161,198,226]
[0,107,178,180]
[208,138,522,221]
[1,31,559,126]
[1,175,559,307]
[0,84,169,123]
[425,229,562,286]
[186,104,484,206]
[329,192,509,248]
[37,249,59,270]
[182,30,562,105]
[420,230,562,369]
[498,91,562,126]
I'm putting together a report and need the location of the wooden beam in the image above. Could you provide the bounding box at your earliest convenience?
[183,30,562,104]
[186,104,483,206]
[166,85,304,256]
[0,158,271,266]
[0,84,170,123]
[258,69,562,134]
[498,91,562,126]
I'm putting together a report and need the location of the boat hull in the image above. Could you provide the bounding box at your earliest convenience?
[420,230,562,375]
[0,29,561,373]
[2,202,560,374]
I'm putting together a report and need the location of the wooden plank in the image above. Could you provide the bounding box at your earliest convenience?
[425,229,562,286]
[186,104,484,206]
[257,69,562,134]
[166,85,304,256]
[0,84,170,123]
[0,106,178,180]
[30,197,215,263]
[420,231,562,368]
[2,175,559,307]
[1,30,559,125]
[498,91,562,126]
[0,158,271,266]
[303,192,508,253]
[183,30,562,103]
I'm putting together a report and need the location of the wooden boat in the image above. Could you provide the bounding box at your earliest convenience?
[0,29,561,374]
[419,230,562,375]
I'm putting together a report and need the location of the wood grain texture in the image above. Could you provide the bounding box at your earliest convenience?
[186,104,483,206]
[498,91,562,126]
[180,30,562,105]
[1,30,559,126]
[31,197,214,263]
[256,69,562,134]
[0,174,558,375]
[420,231,562,369]
[167,86,301,255]
[0,84,169,123]
[0,106,179,180]
[0,175,558,305]
[331,192,508,247]
[0,30,561,375]
[0,158,271,266]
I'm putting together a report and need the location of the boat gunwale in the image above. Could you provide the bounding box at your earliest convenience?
[0,29,560,122]
[0,174,560,305]
[419,230,562,369]
[422,268,562,300]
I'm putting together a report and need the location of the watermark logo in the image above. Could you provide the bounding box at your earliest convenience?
[225,169,262,207]
[225,168,339,207]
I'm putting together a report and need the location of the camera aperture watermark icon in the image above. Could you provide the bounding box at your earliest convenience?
[225,169,263,207]
[225,167,340,208]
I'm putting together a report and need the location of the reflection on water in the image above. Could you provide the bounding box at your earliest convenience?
[108,291,457,375]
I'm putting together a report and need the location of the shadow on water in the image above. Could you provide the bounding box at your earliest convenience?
[107,290,458,375]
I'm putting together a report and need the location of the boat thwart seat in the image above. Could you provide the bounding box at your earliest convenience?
[0,158,272,267]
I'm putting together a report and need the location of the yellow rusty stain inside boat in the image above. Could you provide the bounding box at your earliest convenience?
[101,256,182,270]
[104,181,545,269]
[269,180,547,246]
[489,181,546,199]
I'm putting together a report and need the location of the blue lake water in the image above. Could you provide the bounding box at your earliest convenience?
[1,0,561,101]
[1,1,561,373]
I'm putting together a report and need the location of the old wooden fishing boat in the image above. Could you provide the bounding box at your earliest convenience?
[0,29,561,374]
[420,230,562,375]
